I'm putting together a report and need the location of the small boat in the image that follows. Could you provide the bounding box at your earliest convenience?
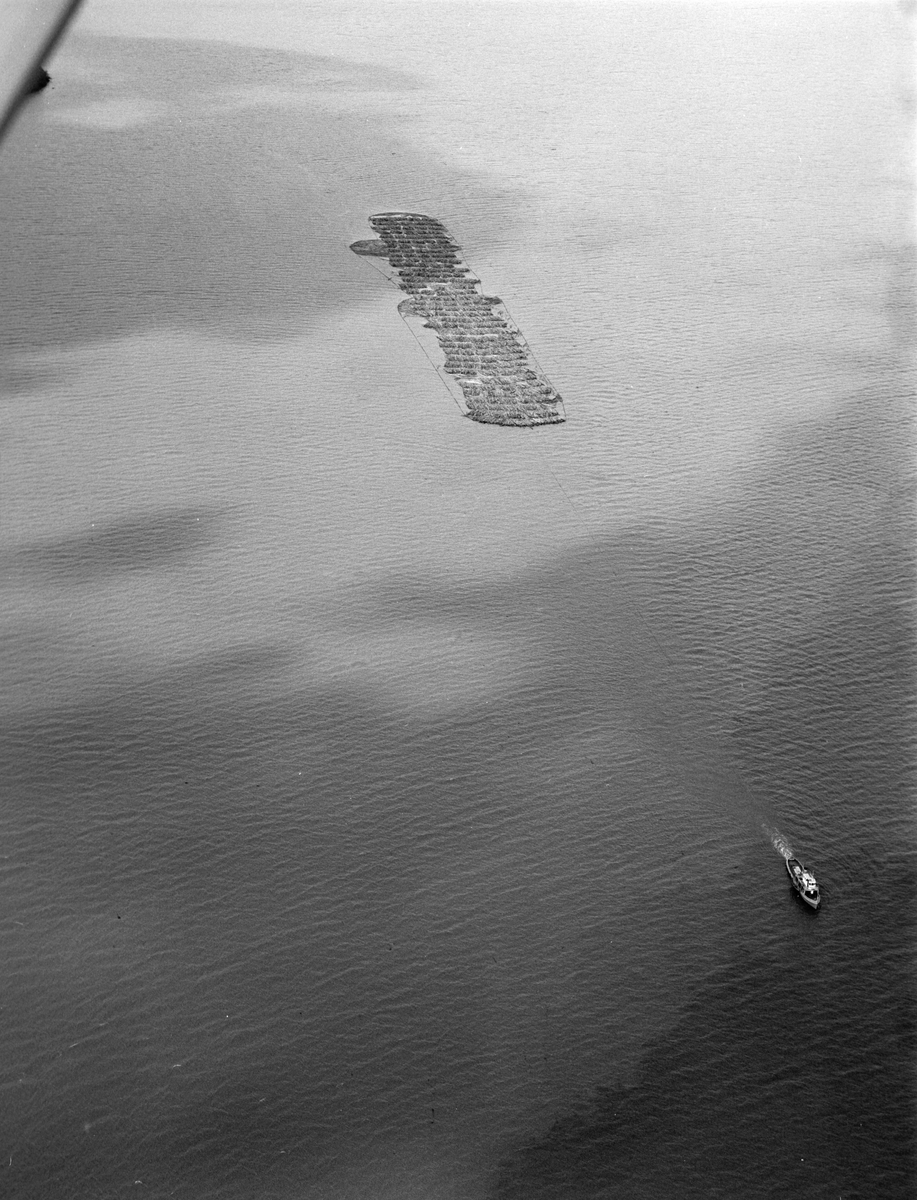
[786,856,821,909]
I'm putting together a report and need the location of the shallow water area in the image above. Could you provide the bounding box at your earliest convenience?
[1,3,914,1198]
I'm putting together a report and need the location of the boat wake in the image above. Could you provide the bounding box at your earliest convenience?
[764,824,794,861]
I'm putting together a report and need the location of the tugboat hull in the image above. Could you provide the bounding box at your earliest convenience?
[786,856,821,909]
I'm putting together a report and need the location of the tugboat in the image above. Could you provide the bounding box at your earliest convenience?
[786,856,821,910]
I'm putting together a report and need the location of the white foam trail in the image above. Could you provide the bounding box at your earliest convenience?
[763,823,794,860]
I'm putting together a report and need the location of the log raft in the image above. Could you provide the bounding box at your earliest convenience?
[351,212,564,427]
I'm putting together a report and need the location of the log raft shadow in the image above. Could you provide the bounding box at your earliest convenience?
[351,212,565,428]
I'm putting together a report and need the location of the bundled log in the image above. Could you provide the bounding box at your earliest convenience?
[351,212,564,428]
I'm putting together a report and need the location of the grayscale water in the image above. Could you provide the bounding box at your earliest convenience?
[1,3,914,1197]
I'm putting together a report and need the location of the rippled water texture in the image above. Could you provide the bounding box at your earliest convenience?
[1,3,914,1198]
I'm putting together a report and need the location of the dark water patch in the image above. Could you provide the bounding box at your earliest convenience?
[1,506,227,584]
[1,637,560,1197]
[0,357,80,397]
[0,36,523,352]
[352,211,565,427]
[495,853,917,1199]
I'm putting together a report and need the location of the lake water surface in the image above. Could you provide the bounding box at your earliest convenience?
[1,3,914,1197]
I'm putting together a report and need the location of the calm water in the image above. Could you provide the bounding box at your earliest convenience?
[1,3,914,1197]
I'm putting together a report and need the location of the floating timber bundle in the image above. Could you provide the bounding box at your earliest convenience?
[351,212,564,427]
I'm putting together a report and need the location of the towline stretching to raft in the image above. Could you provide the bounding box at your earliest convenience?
[351,212,565,428]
